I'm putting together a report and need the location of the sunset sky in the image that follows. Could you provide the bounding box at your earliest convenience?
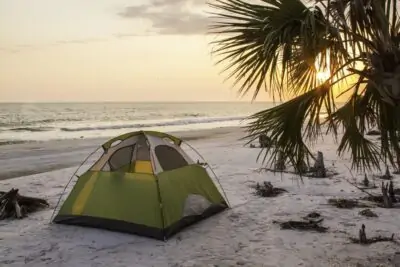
[0,0,272,103]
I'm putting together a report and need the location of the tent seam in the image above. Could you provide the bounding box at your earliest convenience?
[145,132,167,241]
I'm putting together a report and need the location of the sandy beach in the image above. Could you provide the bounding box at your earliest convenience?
[1,126,400,266]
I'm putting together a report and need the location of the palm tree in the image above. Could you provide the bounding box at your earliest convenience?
[209,0,400,172]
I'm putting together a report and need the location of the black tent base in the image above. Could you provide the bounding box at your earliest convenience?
[53,202,228,240]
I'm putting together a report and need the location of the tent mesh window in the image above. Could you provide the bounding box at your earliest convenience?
[155,145,188,171]
[108,145,135,171]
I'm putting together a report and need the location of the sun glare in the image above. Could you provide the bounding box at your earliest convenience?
[316,70,331,81]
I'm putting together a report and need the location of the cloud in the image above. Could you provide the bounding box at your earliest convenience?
[118,0,209,35]
[117,5,149,17]
[0,0,209,54]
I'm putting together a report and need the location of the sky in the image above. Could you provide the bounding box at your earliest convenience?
[0,0,271,103]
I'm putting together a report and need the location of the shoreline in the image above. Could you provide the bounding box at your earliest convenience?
[0,126,246,180]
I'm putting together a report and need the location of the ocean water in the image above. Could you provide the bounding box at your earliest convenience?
[0,102,273,144]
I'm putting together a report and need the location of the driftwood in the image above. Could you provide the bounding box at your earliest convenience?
[259,133,272,148]
[253,182,287,197]
[0,189,49,220]
[350,224,396,245]
[342,171,400,208]
[328,198,371,209]
[342,167,400,209]
[359,209,378,218]
[359,224,367,243]
[375,181,399,208]
[255,166,338,178]
[363,174,369,187]
[341,167,380,198]
[311,151,326,178]
[379,166,393,180]
[362,195,384,203]
[303,212,321,221]
[360,191,400,207]
[381,181,393,208]
[273,217,328,233]
[274,151,286,171]
[389,181,397,203]
[253,150,336,178]
[357,174,378,189]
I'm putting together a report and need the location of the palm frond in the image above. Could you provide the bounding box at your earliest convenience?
[245,84,334,172]
[328,93,381,171]
[209,0,343,100]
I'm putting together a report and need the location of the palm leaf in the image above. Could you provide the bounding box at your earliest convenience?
[245,84,333,172]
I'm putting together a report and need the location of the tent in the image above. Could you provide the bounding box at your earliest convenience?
[52,130,229,240]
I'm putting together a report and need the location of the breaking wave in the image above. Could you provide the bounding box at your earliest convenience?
[0,118,83,128]
[60,116,246,132]
[10,127,55,132]
[0,140,34,146]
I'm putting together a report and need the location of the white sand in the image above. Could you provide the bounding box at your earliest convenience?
[1,127,399,267]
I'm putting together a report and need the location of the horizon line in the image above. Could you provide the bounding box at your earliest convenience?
[0,100,280,104]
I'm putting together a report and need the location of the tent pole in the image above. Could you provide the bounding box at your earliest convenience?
[146,134,167,241]
[182,141,231,208]
[49,146,101,222]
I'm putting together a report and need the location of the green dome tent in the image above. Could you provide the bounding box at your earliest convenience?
[52,130,229,240]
